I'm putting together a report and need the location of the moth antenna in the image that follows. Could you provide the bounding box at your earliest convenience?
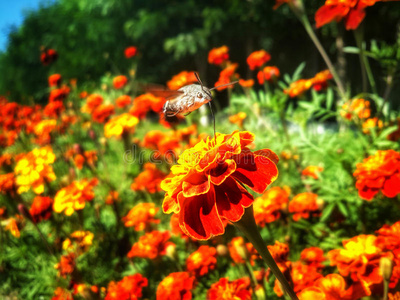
[194,72,204,89]
[209,80,239,91]
[208,101,216,137]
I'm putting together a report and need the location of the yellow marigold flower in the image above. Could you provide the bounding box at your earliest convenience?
[4,217,21,238]
[63,230,94,252]
[104,113,139,138]
[14,146,56,194]
[33,119,57,137]
[362,117,383,134]
[340,98,371,121]
[53,178,98,216]
[284,79,313,98]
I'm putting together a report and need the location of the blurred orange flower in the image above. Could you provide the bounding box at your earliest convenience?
[228,236,260,266]
[53,178,98,216]
[105,274,148,300]
[130,163,167,193]
[362,117,383,134]
[33,119,57,144]
[48,74,62,87]
[0,173,16,194]
[167,71,197,90]
[156,272,195,300]
[300,247,326,270]
[142,130,181,158]
[40,48,58,65]
[29,196,53,223]
[289,192,320,221]
[208,46,229,65]
[353,150,400,200]
[247,50,271,70]
[284,79,313,98]
[257,66,280,84]
[186,245,217,277]
[238,79,254,88]
[124,46,138,59]
[113,75,128,89]
[130,93,166,118]
[115,95,132,108]
[62,230,94,252]
[92,104,115,123]
[207,277,252,300]
[104,113,139,138]
[4,217,21,238]
[51,287,73,300]
[229,112,247,129]
[161,131,279,240]
[253,186,289,226]
[310,70,332,91]
[49,85,70,102]
[215,63,239,91]
[122,202,160,231]
[73,150,98,170]
[44,101,65,118]
[82,94,103,114]
[302,166,323,179]
[340,98,371,120]
[55,253,76,278]
[127,231,174,260]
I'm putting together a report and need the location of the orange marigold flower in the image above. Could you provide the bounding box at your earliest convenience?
[49,85,70,102]
[115,95,132,108]
[104,113,139,138]
[130,163,167,193]
[74,150,98,170]
[247,50,271,70]
[49,74,62,87]
[127,231,174,260]
[0,173,16,194]
[353,150,400,200]
[207,277,252,300]
[113,75,128,89]
[105,190,119,205]
[228,236,260,266]
[29,196,53,223]
[34,119,57,144]
[122,202,160,231]
[253,186,289,226]
[105,273,148,300]
[297,287,326,300]
[186,245,217,277]
[376,221,400,252]
[169,213,190,239]
[124,46,138,59]
[284,79,313,98]
[257,66,280,84]
[215,63,239,91]
[167,71,197,90]
[340,98,371,120]
[302,166,324,179]
[80,91,88,99]
[40,48,58,65]
[161,131,279,240]
[362,117,383,134]
[310,70,332,91]
[44,101,65,118]
[62,230,94,252]
[300,247,326,270]
[0,153,12,169]
[239,79,255,88]
[268,241,291,277]
[55,253,76,278]
[4,217,21,238]
[289,192,319,221]
[82,94,103,114]
[130,93,166,118]
[389,292,400,300]
[92,104,115,123]
[229,112,247,129]
[142,130,181,157]
[51,287,73,300]
[14,146,56,194]
[53,178,98,216]
[156,272,194,300]
[208,46,229,65]
[315,0,379,30]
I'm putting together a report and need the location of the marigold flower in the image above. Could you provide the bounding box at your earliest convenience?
[105,274,148,300]
[55,253,76,278]
[208,46,229,65]
[51,287,73,300]
[376,221,400,252]
[229,112,247,129]
[362,117,383,134]
[104,113,139,138]
[115,95,132,108]
[14,146,56,194]
[29,196,53,223]
[389,292,400,300]
[105,190,119,205]
[247,50,271,70]
[82,94,103,114]
[156,272,194,300]
[49,74,62,87]
[113,75,128,89]
[142,130,181,158]
[62,230,94,252]
[4,217,21,238]
[161,131,279,240]
[289,192,319,221]
[315,0,379,30]
[130,93,166,118]
[253,186,289,226]
[122,202,160,231]
[186,245,217,277]
[207,277,252,300]
[215,63,239,91]
[167,71,197,90]
[302,166,323,179]
[130,163,167,193]
[53,178,98,216]
[124,46,138,59]
[228,236,260,266]
[0,173,16,194]
[73,150,98,170]
[34,119,57,144]
[92,104,115,123]
[257,66,280,84]
[40,48,58,65]
[238,79,255,88]
[49,86,70,102]
[297,287,326,300]
[127,230,174,260]
[340,98,371,120]
[284,79,313,98]
[310,70,332,91]
[300,247,326,270]
[44,101,65,118]
[353,150,400,200]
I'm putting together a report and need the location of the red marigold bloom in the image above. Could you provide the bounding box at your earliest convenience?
[288,192,320,221]
[253,186,289,226]
[310,70,332,91]
[130,93,166,118]
[142,130,181,158]
[44,101,65,118]
[51,287,73,300]
[156,272,195,300]
[127,231,174,260]
[247,50,271,70]
[238,79,254,88]
[124,46,138,59]
[131,163,167,193]
[353,150,400,200]
[115,95,132,108]
[55,253,76,278]
[48,74,62,87]
[208,46,229,65]
[257,66,280,84]
[300,247,326,270]
[49,86,70,102]
[315,0,379,30]
[376,221,400,252]
[161,131,279,240]
[186,245,217,277]
[228,236,260,266]
[167,71,197,90]
[82,94,103,114]
[92,104,115,123]
[105,273,148,300]
[113,75,128,89]
[122,202,160,231]
[207,277,252,300]
[40,48,58,65]
[284,79,313,98]
[214,63,239,91]
[29,196,53,223]
[302,166,324,179]
[0,173,16,194]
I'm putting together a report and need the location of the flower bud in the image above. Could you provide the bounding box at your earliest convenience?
[380,257,393,282]
[18,204,32,221]
[216,244,229,257]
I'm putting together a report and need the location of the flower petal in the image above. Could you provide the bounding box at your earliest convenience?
[315,5,349,28]
[182,173,210,197]
[209,159,236,185]
[382,173,400,198]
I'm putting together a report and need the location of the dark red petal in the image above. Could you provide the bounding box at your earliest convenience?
[358,186,379,201]
[178,189,225,240]
[254,149,279,165]
[209,159,236,185]
[232,152,278,194]
[315,5,349,28]
[382,173,400,198]
[345,7,366,30]
[182,173,210,197]
[214,177,254,222]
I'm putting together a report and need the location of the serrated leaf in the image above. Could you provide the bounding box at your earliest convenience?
[321,203,336,222]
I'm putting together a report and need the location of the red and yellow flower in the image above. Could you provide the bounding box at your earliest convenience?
[253,186,289,226]
[284,79,313,98]
[186,245,217,277]
[300,247,326,270]
[288,192,320,221]
[257,66,280,84]
[247,50,271,70]
[55,252,76,278]
[207,277,252,300]
[48,74,62,87]
[104,113,139,138]
[229,112,247,129]
[113,75,128,89]
[228,236,260,266]
[29,196,53,223]
[122,203,160,231]
[208,46,229,66]
[340,98,371,121]
[156,272,195,300]
[115,95,132,108]
[302,166,324,179]
[167,71,197,90]
[127,230,174,260]
[105,273,148,300]
[62,230,94,253]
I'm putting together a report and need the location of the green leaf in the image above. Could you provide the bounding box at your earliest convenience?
[320,203,336,222]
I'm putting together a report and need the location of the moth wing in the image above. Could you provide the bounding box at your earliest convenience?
[141,83,184,99]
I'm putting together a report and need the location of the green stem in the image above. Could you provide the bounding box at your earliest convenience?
[383,279,389,300]
[234,206,298,300]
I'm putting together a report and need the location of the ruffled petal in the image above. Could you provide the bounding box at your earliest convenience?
[315,5,350,28]
[382,172,400,198]
[345,6,366,30]
[182,173,210,197]
[209,159,237,185]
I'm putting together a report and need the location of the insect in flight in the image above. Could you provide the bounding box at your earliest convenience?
[149,73,238,136]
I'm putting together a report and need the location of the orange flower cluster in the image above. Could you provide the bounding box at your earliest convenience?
[62,230,94,253]
[113,75,128,89]
[48,74,62,87]
[302,166,324,179]
[49,85,70,103]
[130,163,167,193]
[340,98,371,121]
[353,150,400,200]
[53,178,98,216]
[0,173,16,194]
[156,272,195,300]
[247,50,271,70]
[161,131,279,240]
[104,113,139,138]
[362,117,383,134]
[288,192,320,221]
[285,70,332,97]
[124,46,138,59]
[122,202,160,231]
[40,48,58,65]
[167,71,197,90]
[228,236,260,266]
[81,94,103,114]
[253,186,290,226]
[207,277,252,300]
[105,273,148,300]
[208,46,229,65]
[55,253,76,278]
[300,247,326,270]
[257,66,280,84]
[44,100,65,118]
[315,0,380,30]
[115,95,132,108]
[4,216,21,238]
[127,230,174,260]
[14,146,56,194]
[142,130,182,158]
[73,150,97,170]
[129,93,165,119]
[29,196,53,223]
[51,287,72,300]
[91,104,115,123]
[186,245,217,277]
[229,112,247,129]
[33,119,57,145]
[214,63,239,91]
[238,79,254,88]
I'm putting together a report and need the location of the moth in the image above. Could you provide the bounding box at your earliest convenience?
[149,73,238,135]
